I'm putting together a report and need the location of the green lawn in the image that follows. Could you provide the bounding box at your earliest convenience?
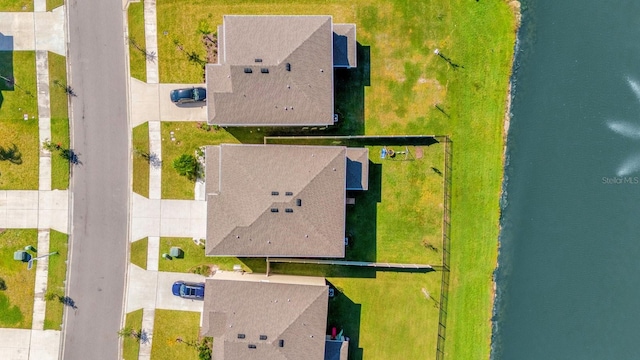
[147,1,518,358]
[48,52,70,189]
[161,122,238,199]
[131,237,148,270]
[158,237,248,274]
[44,230,68,330]
[46,0,64,11]
[0,51,39,190]
[0,229,37,328]
[150,310,201,360]
[128,0,147,82]
[132,122,150,197]
[0,0,32,11]
[123,309,144,360]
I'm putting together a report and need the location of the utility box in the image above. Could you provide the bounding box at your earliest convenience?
[14,250,30,262]
[169,247,183,258]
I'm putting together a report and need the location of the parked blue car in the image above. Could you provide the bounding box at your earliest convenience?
[171,281,205,300]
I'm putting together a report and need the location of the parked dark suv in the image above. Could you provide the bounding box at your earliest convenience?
[171,281,205,300]
[170,87,206,104]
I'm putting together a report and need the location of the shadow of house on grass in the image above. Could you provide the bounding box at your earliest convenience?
[223,43,371,144]
[345,161,380,263]
[327,281,363,360]
[0,45,15,111]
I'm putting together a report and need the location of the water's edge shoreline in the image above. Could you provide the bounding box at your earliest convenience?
[490,1,522,358]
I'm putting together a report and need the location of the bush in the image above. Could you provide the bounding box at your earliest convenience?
[173,154,198,181]
[0,277,6,291]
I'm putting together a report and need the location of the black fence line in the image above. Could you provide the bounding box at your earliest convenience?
[435,136,452,360]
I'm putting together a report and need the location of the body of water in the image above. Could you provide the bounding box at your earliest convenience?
[493,1,640,359]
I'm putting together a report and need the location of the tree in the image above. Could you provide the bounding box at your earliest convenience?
[173,154,199,181]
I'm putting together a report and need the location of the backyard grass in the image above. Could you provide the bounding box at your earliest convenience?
[49,52,70,189]
[127,0,147,82]
[132,122,150,197]
[158,237,248,274]
[146,1,519,358]
[0,51,39,190]
[150,310,201,360]
[46,0,64,11]
[44,230,68,330]
[161,122,238,199]
[130,237,148,270]
[0,229,38,328]
[123,309,144,360]
[0,0,32,11]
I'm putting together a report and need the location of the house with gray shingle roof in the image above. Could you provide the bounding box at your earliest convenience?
[206,15,357,126]
[200,272,349,360]
[205,144,368,258]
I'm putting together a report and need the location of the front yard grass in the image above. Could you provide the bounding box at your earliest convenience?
[127,0,147,82]
[132,122,150,197]
[158,237,248,274]
[0,229,37,328]
[148,0,518,358]
[49,52,70,190]
[150,310,201,360]
[0,0,32,11]
[130,237,148,270]
[123,309,144,360]
[44,230,68,330]
[0,51,39,190]
[161,122,238,199]
[46,0,64,11]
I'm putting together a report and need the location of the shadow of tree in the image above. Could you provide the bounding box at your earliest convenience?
[0,144,22,164]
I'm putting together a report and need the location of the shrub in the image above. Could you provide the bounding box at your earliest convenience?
[173,154,198,181]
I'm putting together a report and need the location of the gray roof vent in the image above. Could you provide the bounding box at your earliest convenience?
[296,199,302,206]
[285,208,293,213]
[255,58,263,62]
[259,335,267,340]
[238,334,245,339]
[285,192,293,196]
[270,208,279,213]
[279,339,284,347]
[286,63,291,71]
[244,68,252,73]
[248,344,257,349]
[271,191,279,196]
[261,68,269,74]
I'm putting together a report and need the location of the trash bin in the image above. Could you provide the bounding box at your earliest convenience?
[14,250,30,262]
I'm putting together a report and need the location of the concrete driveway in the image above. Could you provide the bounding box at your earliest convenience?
[130,193,207,240]
[130,79,208,127]
[126,264,205,313]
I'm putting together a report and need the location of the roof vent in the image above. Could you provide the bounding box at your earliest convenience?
[261,68,269,74]
[238,334,245,339]
[244,68,252,73]
[270,208,279,213]
[279,339,285,347]
[255,58,263,63]
[271,191,279,196]
[260,335,267,340]
[285,192,293,196]
[296,199,302,206]
[286,63,291,71]
[285,208,293,213]
[248,344,257,349]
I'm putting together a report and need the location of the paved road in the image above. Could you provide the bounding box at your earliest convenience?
[63,0,129,359]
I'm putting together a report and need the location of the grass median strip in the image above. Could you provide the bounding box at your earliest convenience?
[132,122,150,197]
[123,309,144,360]
[0,229,37,329]
[130,237,148,270]
[44,230,68,330]
[49,52,70,190]
[127,0,147,82]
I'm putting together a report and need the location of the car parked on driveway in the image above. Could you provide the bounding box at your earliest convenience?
[171,281,205,300]
[170,87,206,104]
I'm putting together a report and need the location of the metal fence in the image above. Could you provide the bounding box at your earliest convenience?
[435,136,452,360]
